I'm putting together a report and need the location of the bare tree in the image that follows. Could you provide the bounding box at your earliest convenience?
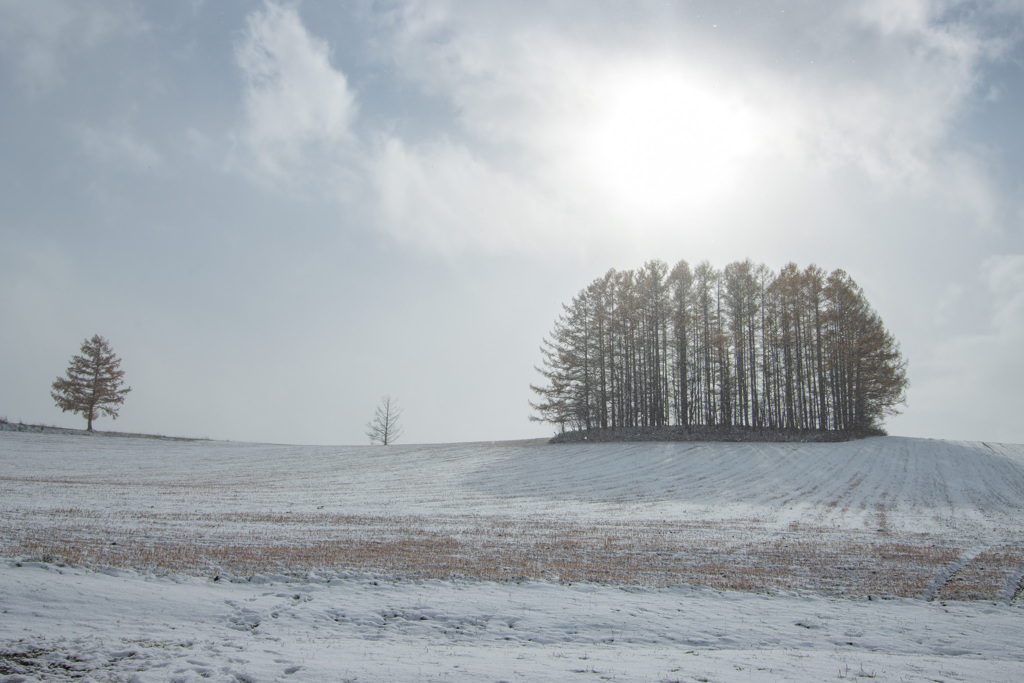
[51,335,132,432]
[366,395,403,445]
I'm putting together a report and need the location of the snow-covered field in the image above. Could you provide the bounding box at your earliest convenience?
[2,431,1023,681]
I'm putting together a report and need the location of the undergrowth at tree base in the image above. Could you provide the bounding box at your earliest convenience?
[550,425,887,444]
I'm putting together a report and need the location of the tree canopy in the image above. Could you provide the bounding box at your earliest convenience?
[51,335,132,432]
[531,260,908,437]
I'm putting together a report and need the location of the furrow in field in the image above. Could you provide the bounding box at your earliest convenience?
[3,431,1023,599]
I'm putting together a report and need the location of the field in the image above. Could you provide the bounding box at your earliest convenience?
[2,430,1024,681]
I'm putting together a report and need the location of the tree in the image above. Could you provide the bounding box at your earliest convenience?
[667,260,692,427]
[366,395,403,445]
[531,260,908,436]
[51,335,132,432]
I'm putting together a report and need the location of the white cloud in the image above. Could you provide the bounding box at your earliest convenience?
[805,1,1000,182]
[362,1,1020,255]
[370,137,567,255]
[219,1,1020,259]
[232,2,358,186]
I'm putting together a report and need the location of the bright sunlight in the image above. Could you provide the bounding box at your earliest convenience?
[569,62,771,220]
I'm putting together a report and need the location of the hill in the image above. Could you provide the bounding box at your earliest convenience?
[3,430,1024,681]
[2,430,1022,599]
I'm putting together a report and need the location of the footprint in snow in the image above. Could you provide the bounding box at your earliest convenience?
[227,608,262,631]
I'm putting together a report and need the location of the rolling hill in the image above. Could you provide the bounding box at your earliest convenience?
[3,430,1024,681]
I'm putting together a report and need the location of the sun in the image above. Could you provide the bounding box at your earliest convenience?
[566,62,769,220]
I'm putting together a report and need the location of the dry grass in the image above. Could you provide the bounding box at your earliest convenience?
[2,462,1013,600]
[938,547,1024,601]
[3,509,971,598]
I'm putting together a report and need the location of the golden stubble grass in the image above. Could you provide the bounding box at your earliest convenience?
[2,506,993,599]
[938,546,1024,601]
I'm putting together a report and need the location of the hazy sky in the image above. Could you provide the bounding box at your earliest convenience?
[2,1,1023,445]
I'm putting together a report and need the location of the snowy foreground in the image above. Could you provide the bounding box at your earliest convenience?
[3,560,1023,682]
[2,431,1024,681]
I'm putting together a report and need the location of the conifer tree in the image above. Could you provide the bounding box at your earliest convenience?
[531,261,908,436]
[51,335,132,432]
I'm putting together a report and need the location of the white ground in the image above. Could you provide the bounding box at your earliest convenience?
[2,431,1023,681]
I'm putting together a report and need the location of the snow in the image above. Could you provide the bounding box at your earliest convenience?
[2,431,1023,681]
[3,562,1023,682]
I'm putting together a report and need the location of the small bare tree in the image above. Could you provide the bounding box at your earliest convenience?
[51,335,132,432]
[366,395,403,445]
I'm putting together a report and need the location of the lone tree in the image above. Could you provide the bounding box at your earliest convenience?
[366,395,402,445]
[51,335,132,432]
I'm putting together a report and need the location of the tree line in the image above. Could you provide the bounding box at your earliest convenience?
[531,260,908,436]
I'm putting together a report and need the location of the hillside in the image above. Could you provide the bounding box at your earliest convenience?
[2,431,1022,599]
[3,431,1024,681]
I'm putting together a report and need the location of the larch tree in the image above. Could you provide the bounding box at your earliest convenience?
[531,260,908,437]
[366,395,403,445]
[51,335,132,432]
[667,260,692,427]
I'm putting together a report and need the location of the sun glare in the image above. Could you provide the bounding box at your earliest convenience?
[570,64,768,220]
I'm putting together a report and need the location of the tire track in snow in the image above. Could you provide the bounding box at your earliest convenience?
[1000,560,1024,605]
[923,545,988,602]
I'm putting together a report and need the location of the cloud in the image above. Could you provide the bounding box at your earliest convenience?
[220,2,1021,258]
[802,1,1011,184]
[232,1,358,187]
[362,1,1021,255]
[0,0,145,92]
[381,1,994,175]
[370,136,568,255]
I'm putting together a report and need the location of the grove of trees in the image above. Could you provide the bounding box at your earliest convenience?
[531,260,908,436]
[51,335,132,432]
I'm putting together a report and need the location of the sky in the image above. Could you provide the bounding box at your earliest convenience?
[1,0,1023,445]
